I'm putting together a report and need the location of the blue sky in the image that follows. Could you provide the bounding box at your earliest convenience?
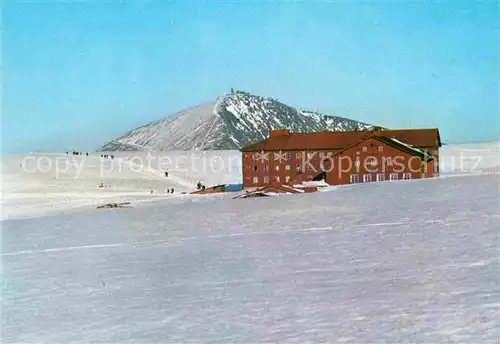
[3,1,498,153]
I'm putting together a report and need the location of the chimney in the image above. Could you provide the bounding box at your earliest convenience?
[269,129,291,138]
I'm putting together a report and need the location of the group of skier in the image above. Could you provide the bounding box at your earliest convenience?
[67,151,88,156]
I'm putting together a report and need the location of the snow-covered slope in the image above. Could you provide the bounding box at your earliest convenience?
[2,173,498,342]
[100,91,375,151]
[1,151,241,220]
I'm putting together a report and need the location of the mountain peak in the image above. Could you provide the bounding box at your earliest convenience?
[100,91,376,151]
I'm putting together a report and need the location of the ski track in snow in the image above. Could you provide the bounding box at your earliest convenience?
[3,215,497,257]
[2,169,500,342]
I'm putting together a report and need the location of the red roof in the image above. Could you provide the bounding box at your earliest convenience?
[240,128,441,152]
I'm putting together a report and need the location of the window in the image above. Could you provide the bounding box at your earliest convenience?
[403,173,411,180]
[368,158,377,167]
[362,147,367,152]
[285,176,291,183]
[296,164,302,172]
[390,173,398,181]
[284,153,291,161]
[264,176,269,183]
[386,158,393,166]
[285,165,291,171]
[253,165,258,172]
[350,174,359,183]
[363,174,372,183]
[376,173,385,182]
[275,176,280,183]
[263,165,269,172]
[252,177,259,184]
[274,165,280,171]
[378,146,383,152]
[296,152,302,159]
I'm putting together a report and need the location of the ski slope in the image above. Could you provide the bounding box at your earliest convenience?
[2,170,499,342]
[1,151,241,220]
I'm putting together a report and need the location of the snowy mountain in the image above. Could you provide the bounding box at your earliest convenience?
[100,91,376,151]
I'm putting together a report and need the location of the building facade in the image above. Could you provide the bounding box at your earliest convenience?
[240,128,440,188]
[325,136,436,185]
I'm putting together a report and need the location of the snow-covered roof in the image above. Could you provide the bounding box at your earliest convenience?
[387,138,427,156]
[297,180,329,187]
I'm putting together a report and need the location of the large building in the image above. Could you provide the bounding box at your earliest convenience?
[240,128,441,188]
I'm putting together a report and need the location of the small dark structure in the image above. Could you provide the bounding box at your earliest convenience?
[233,184,304,200]
[191,184,226,194]
[96,202,131,209]
[233,192,270,199]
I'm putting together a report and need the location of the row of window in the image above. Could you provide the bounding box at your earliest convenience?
[362,146,384,153]
[252,151,335,161]
[252,158,394,170]
[251,176,293,184]
[252,157,393,173]
[253,164,320,172]
[354,157,393,167]
[251,146,386,161]
[349,173,411,183]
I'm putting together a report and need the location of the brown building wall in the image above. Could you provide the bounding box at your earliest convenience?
[242,138,439,188]
[325,138,435,185]
[242,149,339,188]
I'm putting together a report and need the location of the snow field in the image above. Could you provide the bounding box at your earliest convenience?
[1,172,498,342]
